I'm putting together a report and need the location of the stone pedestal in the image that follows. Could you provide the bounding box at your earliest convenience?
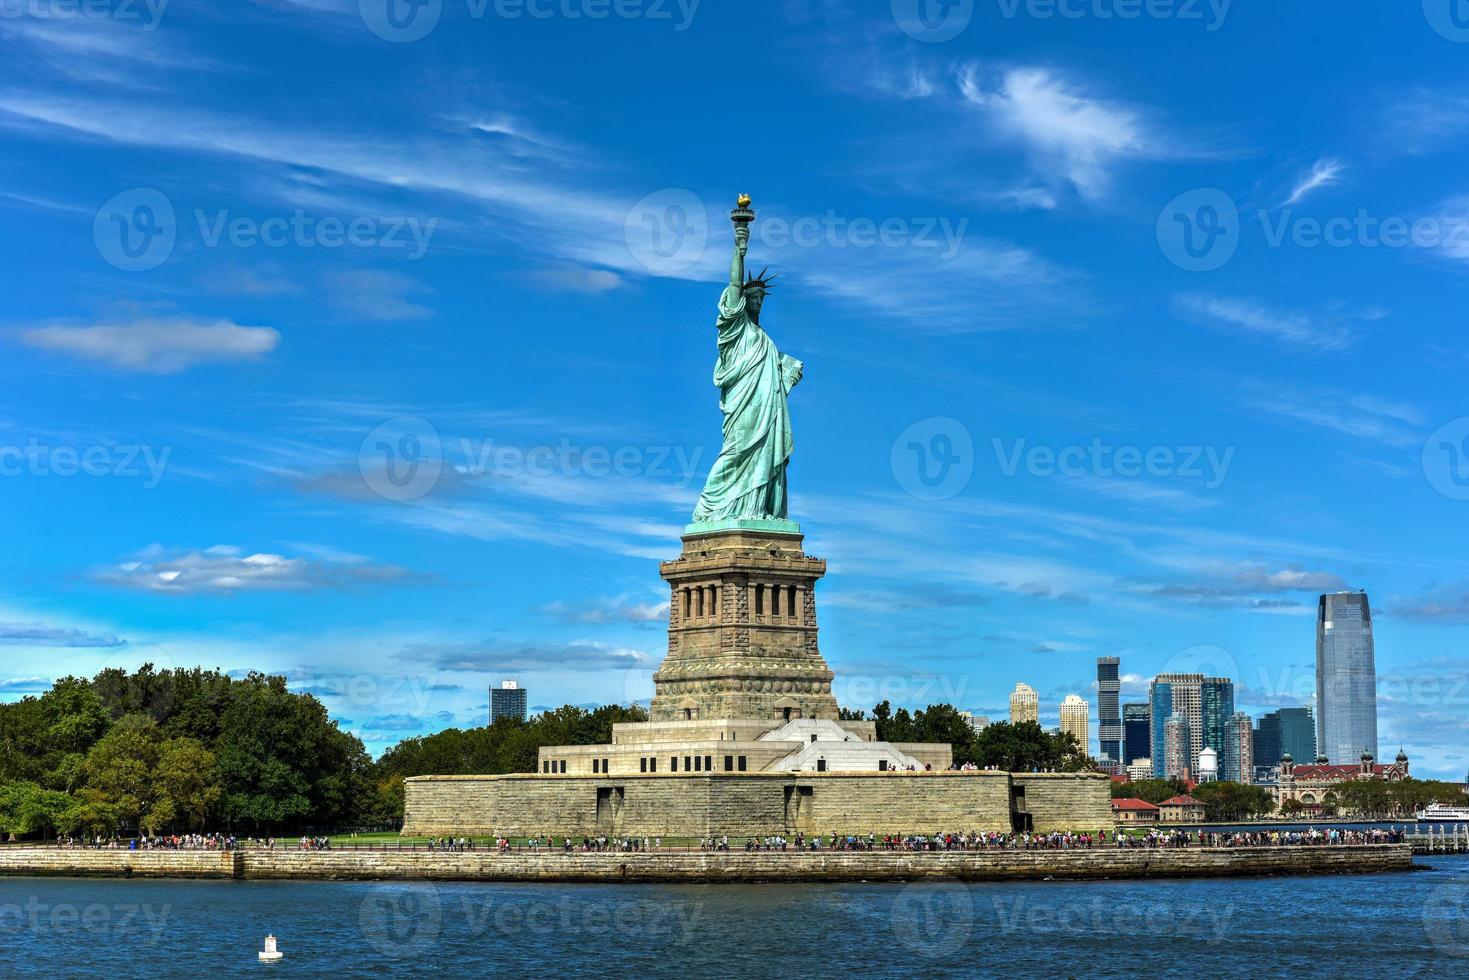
[650,528,839,722]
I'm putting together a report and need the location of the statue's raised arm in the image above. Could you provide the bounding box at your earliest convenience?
[690,196,801,531]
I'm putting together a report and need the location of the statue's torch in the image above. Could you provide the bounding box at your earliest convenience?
[731,193,756,229]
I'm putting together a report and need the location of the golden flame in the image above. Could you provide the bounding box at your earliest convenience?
[737,194,752,208]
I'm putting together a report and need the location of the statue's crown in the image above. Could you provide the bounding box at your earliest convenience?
[743,266,778,292]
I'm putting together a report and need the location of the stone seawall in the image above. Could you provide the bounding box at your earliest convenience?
[402,770,1114,838]
[0,848,237,878]
[0,845,1413,883]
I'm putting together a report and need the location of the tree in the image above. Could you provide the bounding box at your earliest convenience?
[0,780,71,840]
[1192,781,1275,821]
[83,713,163,830]
[971,721,1091,772]
[152,738,223,832]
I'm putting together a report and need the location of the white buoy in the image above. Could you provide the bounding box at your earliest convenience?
[259,935,283,962]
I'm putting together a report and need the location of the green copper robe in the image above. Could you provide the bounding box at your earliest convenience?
[692,285,802,522]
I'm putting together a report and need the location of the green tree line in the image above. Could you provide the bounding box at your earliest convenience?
[0,667,650,840]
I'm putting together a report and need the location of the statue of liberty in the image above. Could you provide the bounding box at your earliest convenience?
[691,196,803,527]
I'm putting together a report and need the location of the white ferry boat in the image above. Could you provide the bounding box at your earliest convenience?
[1414,802,1469,822]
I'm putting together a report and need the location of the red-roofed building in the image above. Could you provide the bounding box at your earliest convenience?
[1157,794,1206,823]
[1273,750,1410,812]
[1111,798,1160,824]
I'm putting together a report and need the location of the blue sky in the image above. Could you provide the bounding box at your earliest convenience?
[3,1,1469,777]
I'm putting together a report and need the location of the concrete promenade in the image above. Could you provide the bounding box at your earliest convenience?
[0,843,1414,883]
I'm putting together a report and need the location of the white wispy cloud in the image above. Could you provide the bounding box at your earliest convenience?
[321,269,435,321]
[19,315,280,373]
[94,544,425,594]
[1238,380,1424,448]
[0,622,125,648]
[955,65,1182,203]
[1281,157,1344,206]
[1379,88,1469,156]
[1172,293,1376,353]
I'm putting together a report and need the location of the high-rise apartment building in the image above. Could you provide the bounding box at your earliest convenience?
[1122,703,1151,765]
[1226,711,1254,784]
[1009,682,1039,725]
[490,680,527,724]
[1059,694,1090,755]
[1316,591,1378,763]
[1150,672,1235,779]
[1096,657,1121,768]
[1150,673,1201,778]
[1163,714,1192,780]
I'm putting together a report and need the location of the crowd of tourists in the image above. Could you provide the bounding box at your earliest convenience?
[1116,827,1407,848]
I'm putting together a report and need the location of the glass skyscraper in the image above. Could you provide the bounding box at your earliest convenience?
[1254,707,1316,769]
[1122,703,1150,765]
[1316,591,1378,763]
[1201,676,1236,778]
[1097,657,1121,768]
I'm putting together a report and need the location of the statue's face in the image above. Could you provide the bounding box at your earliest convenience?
[745,287,766,319]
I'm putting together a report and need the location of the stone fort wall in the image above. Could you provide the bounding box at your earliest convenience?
[401,771,1113,838]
